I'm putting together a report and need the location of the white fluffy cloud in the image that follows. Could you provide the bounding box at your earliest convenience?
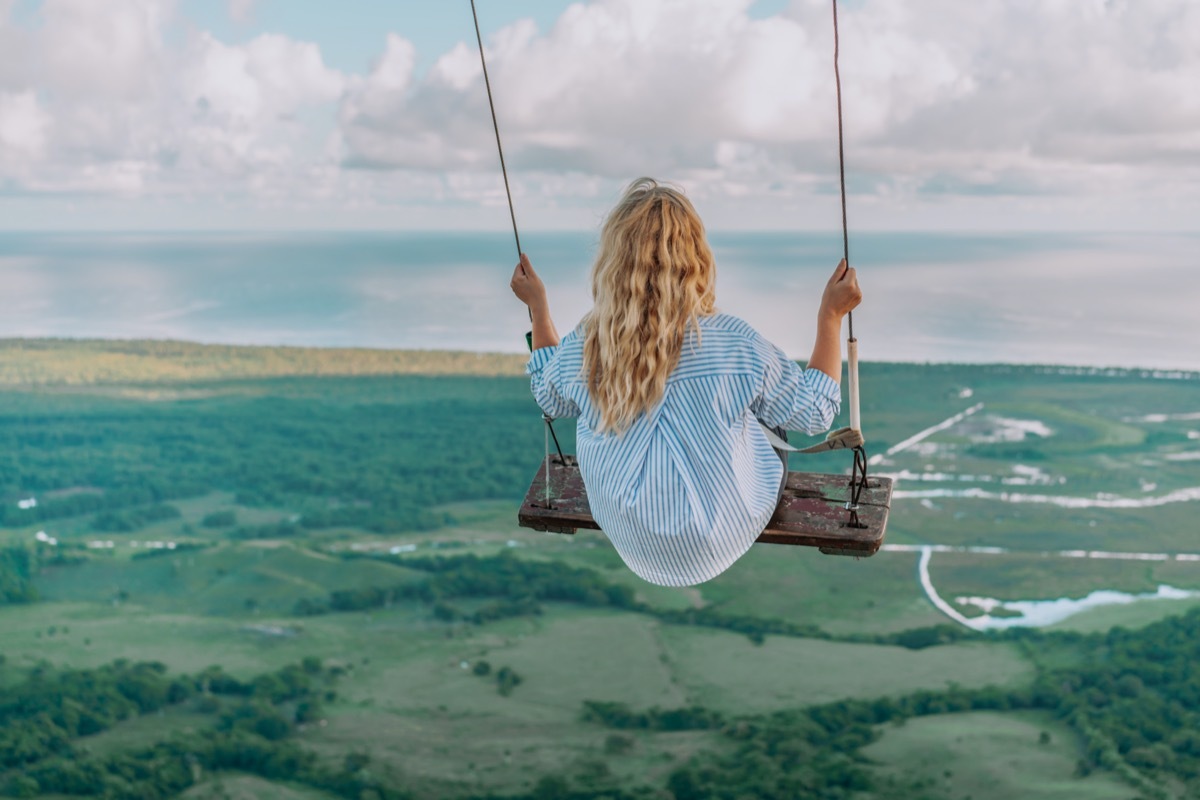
[0,91,49,152]
[0,0,344,196]
[336,0,1200,219]
[1,0,1198,228]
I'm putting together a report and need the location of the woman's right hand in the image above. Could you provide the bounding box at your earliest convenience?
[510,253,548,313]
[818,259,862,322]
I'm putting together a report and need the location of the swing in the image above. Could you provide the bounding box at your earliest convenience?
[471,0,892,556]
[518,452,892,556]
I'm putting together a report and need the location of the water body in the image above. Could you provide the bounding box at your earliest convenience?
[915,546,1200,631]
[0,230,1197,370]
[956,585,1200,631]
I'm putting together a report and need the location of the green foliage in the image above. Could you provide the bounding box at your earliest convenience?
[582,702,724,732]
[229,520,301,539]
[298,552,636,620]
[603,733,634,755]
[0,659,176,769]
[553,611,1200,798]
[294,699,321,724]
[495,666,523,697]
[91,503,181,532]
[220,701,294,741]
[1037,609,1200,791]
[5,354,1200,799]
[201,509,238,528]
[0,547,38,605]
[0,374,554,535]
[17,726,412,800]
[0,657,370,800]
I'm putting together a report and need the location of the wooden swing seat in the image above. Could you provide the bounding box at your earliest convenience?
[518,455,893,556]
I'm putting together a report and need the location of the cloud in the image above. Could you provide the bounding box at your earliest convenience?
[1,0,1198,228]
[0,0,345,195]
[0,91,49,154]
[335,0,1200,212]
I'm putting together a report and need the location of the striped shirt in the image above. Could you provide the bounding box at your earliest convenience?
[527,313,841,587]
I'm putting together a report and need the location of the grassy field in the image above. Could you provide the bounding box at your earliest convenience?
[929,550,1200,602]
[862,711,1139,800]
[656,626,1031,714]
[1049,594,1200,634]
[32,541,428,617]
[178,775,340,800]
[697,544,944,635]
[3,344,1200,798]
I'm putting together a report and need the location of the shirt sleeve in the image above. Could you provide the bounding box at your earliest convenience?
[527,345,581,419]
[750,337,841,435]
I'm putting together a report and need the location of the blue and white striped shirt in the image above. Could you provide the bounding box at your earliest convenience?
[527,313,841,587]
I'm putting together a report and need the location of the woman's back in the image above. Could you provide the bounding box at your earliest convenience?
[528,312,840,586]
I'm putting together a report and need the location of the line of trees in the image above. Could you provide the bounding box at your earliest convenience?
[299,552,991,652]
[0,656,415,799]
[296,552,637,618]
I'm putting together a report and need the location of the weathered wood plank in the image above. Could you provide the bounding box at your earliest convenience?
[518,456,892,556]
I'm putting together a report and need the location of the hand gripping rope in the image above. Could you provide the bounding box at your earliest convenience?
[470,0,565,509]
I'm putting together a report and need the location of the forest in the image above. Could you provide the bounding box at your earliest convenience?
[0,374,547,533]
[2,340,1199,798]
[3,608,1199,798]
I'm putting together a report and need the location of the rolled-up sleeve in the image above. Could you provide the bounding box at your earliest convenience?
[751,342,841,435]
[527,345,580,419]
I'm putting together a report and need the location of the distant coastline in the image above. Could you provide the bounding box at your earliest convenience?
[0,337,528,385]
[1,337,1197,387]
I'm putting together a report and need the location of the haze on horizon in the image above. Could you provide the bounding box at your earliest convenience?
[1,0,1198,233]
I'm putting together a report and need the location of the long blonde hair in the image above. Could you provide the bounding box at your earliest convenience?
[582,178,717,434]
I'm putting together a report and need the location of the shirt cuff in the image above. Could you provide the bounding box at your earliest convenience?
[526,345,558,375]
[804,368,842,404]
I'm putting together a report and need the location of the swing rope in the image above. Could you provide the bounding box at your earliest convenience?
[470,0,521,260]
[832,0,853,344]
[832,0,869,529]
[470,0,565,510]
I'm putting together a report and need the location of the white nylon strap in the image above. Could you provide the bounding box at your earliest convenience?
[847,336,861,434]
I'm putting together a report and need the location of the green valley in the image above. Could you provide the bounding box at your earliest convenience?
[1,339,1198,799]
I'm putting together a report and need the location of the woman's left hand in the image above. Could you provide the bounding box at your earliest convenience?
[510,253,548,312]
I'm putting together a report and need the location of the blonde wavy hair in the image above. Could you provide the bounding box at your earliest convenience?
[582,178,717,434]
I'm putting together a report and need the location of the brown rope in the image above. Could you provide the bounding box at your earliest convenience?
[470,0,522,260]
[832,0,852,342]
[470,1,566,486]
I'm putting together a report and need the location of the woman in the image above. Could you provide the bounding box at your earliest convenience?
[510,178,862,586]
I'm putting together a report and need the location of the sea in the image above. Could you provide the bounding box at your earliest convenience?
[1,230,1197,371]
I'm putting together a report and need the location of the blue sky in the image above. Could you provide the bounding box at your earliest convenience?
[174,1,796,75]
[0,0,1197,231]
[175,1,579,75]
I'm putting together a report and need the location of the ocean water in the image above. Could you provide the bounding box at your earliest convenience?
[0,230,1196,370]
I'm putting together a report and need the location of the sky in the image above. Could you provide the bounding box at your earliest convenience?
[1,0,1198,232]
